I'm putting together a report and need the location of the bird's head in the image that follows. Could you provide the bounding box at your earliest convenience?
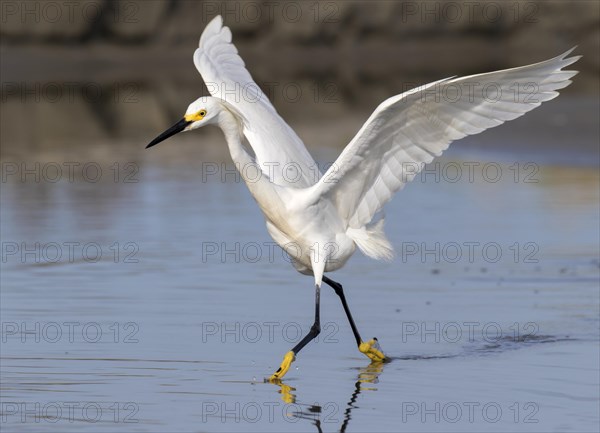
[146,96,223,149]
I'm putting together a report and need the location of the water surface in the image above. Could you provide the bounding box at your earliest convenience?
[1,137,599,432]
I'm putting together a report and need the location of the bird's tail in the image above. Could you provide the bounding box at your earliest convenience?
[347,218,394,262]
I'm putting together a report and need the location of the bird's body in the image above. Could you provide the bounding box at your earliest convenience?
[191,96,357,276]
[147,15,580,380]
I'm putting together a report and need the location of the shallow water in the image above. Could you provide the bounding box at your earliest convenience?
[1,142,599,432]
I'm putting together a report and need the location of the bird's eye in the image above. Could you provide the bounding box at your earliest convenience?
[199,110,206,117]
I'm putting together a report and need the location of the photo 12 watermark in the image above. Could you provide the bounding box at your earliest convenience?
[1,321,140,344]
[1,401,139,424]
[200,1,341,25]
[399,241,539,264]
[400,401,539,424]
[1,82,140,104]
[1,162,139,183]
[395,1,539,25]
[1,1,139,25]
[400,321,539,344]
[200,321,339,345]
[201,400,339,424]
[1,241,140,264]
[204,80,341,106]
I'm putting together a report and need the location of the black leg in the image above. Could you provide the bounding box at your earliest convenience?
[269,284,321,381]
[322,275,362,347]
[323,275,387,362]
[291,283,321,354]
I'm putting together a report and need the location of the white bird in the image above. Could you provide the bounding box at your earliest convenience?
[147,15,580,381]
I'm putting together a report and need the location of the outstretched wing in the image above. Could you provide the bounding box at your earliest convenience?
[310,48,580,228]
[194,16,318,187]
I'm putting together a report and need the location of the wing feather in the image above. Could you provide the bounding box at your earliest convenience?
[194,16,318,187]
[310,48,580,229]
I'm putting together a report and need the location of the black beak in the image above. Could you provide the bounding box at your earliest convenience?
[146,118,192,149]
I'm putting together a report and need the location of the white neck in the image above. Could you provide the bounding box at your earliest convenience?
[216,106,252,167]
[215,103,282,222]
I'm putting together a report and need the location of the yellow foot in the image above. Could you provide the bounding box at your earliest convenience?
[269,351,295,382]
[359,338,387,362]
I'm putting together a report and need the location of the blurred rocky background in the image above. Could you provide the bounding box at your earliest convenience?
[1,0,598,160]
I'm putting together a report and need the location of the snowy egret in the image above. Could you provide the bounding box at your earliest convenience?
[146,15,580,380]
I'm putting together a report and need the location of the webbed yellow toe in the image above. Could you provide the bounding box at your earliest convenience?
[269,351,295,382]
[359,338,387,362]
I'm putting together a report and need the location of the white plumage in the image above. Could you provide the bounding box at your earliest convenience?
[151,15,580,287]
[194,16,318,187]
[146,15,580,379]
[310,50,580,259]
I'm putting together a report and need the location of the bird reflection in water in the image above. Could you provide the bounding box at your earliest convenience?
[269,360,387,432]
